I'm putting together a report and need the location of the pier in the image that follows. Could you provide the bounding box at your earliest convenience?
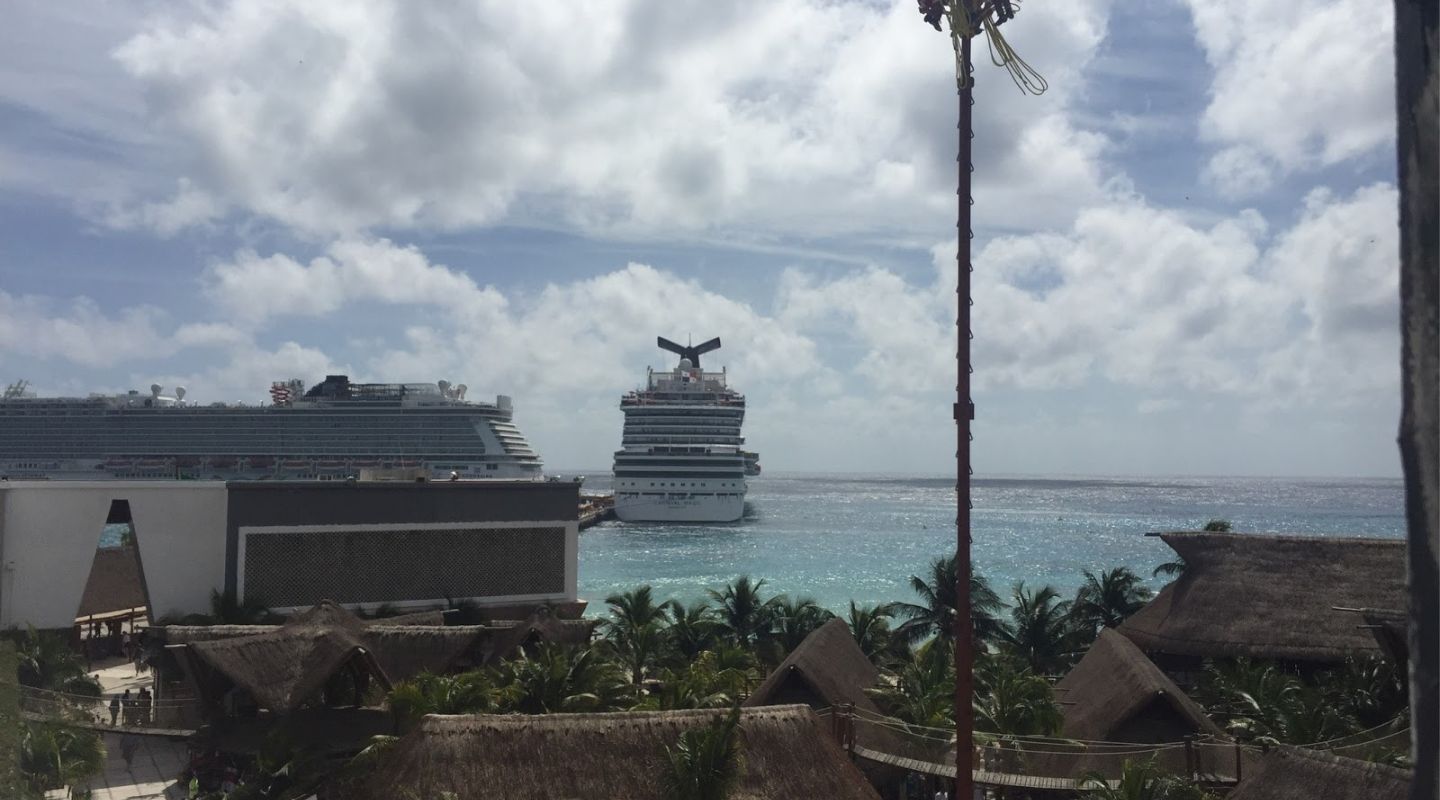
[579,493,615,529]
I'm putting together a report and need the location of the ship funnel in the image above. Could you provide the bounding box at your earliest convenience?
[175,386,187,401]
[150,384,162,398]
[657,336,721,369]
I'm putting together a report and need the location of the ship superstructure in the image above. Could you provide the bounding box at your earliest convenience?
[0,375,542,481]
[612,337,758,522]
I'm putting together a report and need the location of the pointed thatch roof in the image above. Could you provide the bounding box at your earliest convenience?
[1227,746,1410,800]
[484,606,596,662]
[187,624,389,713]
[76,546,147,617]
[1119,532,1406,662]
[1054,629,1222,742]
[744,619,881,713]
[327,706,881,800]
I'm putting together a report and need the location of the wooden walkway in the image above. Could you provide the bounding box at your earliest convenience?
[852,745,1110,791]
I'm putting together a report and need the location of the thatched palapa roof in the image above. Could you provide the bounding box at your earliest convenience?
[1119,532,1405,662]
[1054,629,1221,742]
[328,706,881,800]
[484,606,596,661]
[187,624,388,713]
[1227,746,1410,800]
[744,619,880,713]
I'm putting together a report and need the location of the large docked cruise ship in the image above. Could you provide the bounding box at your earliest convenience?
[612,337,758,523]
[0,375,543,481]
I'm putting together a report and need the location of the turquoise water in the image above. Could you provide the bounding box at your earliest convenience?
[575,473,1407,613]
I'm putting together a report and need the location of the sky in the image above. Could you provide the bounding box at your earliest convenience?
[0,0,1403,477]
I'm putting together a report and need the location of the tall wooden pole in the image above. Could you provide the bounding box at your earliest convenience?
[954,29,975,800]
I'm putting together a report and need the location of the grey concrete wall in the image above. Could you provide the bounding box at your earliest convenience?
[224,480,580,610]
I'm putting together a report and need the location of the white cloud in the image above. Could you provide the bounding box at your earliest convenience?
[1186,0,1395,193]
[973,182,1399,404]
[109,0,1113,238]
[0,292,171,366]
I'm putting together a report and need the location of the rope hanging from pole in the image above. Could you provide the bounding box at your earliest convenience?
[920,0,1049,95]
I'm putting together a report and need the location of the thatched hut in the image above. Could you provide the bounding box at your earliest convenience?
[1024,629,1225,781]
[185,624,390,713]
[1054,629,1221,743]
[482,605,597,662]
[742,618,908,794]
[326,705,882,800]
[162,601,587,721]
[1119,532,1405,667]
[1226,746,1410,800]
[744,619,880,712]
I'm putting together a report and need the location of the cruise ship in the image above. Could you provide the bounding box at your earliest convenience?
[0,375,543,481]
[612,337,758,522]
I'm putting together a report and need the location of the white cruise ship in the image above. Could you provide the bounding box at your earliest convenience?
[0,375,543,481]
[612,337,758,522]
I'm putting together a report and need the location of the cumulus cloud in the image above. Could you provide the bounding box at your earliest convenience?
[0,292,172,366]
[973,182,1399,404]
[1185,0,1395,194]
[110,0,1112,238]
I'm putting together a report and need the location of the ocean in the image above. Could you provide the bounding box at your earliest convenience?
[574,473,1407,614]
[95,473,1406,615]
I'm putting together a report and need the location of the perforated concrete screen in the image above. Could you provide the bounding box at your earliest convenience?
[241,524,566,607]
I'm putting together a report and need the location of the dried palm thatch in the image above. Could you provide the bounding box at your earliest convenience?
[161,625,276,643]
[1119,533,1405,662]
[327,705,881,800]
[363,627,488,682]
[1227,746,1410,800]
[77,546,147,617]
[1054,629,1221,742]
[745,619,881,713]
[187,625,390,712]
[368,609,448,626]
[484,607,597,662]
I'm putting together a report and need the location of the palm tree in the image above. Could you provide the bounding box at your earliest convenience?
[1000,583,1076,675]
[846,601,898,665]
[652,651,750,711]
[891,554,1004,649]
[1201,519,1231,532]
[1152,557,1186,580]
[661,706,746,800]
[706,577,778,648]
[19,722,104,798]
[604,585,671,640]
[1071,567,1153,639]
[867,642,955,730]
[665,600,720,662]
[972,655,1062,738]
[498,643,630,714]
[609,620,668,686]
[1198,658,1355,745]
[387,671,509,730]
[16,628,101,698]
[768,596,834,655]
[1077,757,1215,799]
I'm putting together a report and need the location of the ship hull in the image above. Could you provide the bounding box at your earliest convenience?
[613,491,745,523]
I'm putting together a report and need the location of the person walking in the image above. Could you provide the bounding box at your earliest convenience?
[108,693,120,726]
[120,689,133,727]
